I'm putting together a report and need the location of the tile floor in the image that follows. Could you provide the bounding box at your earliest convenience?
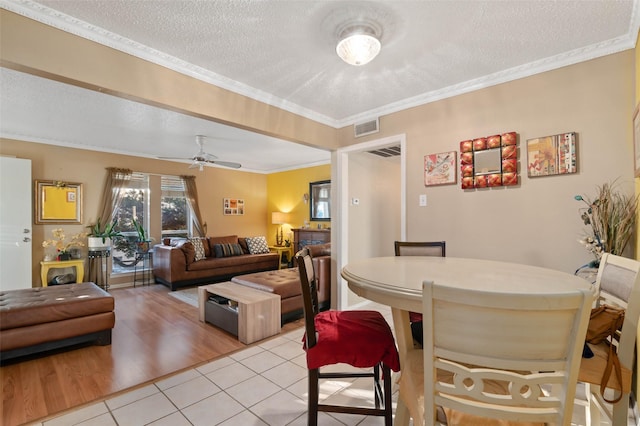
[27,304,633,426]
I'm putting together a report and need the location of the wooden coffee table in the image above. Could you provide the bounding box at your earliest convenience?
[198,281,281,344]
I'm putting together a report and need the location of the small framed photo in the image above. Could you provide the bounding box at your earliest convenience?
[424,151,457,186]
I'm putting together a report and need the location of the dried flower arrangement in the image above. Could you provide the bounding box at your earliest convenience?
[575,180,638,264]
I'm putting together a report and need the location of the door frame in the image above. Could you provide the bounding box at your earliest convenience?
[334,134,406,310]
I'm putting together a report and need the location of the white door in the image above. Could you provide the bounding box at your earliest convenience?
[0,156,32,290]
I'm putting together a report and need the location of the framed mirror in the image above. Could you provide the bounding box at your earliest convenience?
[35,180,83,224]
[309,180,331,221]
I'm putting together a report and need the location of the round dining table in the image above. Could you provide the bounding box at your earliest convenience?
[341,256,595,425]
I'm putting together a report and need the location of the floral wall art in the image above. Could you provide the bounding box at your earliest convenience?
[424,151,456,186]
[527,132,577,177]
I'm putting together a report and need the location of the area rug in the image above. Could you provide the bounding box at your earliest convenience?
[167,287,199,307]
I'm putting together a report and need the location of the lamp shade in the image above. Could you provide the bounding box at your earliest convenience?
[272,212,288,225]
[336,25,381,66]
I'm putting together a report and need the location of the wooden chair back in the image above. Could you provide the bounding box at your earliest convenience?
[395,241,446,257]
[297,247,320,348]
[403,280,593,425]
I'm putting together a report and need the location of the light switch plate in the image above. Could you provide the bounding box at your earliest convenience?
[419,194,427,206]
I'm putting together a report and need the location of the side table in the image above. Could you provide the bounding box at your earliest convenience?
[88,249,111,291]
[269,245,293,269]
[134,249,153,287]
[40,259,85,286]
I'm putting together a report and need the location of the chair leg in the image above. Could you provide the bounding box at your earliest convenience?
[373,363,381,408]
[309,369,319,426]
[383,364,393,426]
[612,392,630,426]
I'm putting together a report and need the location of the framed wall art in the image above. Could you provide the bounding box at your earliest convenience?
[526,132,577,177]
[223,198,244,215]
[634,104,640,177]
[35,180,83,224]
[424,151,456,186]
[460,132,518,189]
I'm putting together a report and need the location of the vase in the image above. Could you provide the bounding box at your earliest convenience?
[58,252,71,261]
[88,237,111,250]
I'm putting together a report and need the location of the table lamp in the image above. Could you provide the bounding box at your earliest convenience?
[272,212,288,246]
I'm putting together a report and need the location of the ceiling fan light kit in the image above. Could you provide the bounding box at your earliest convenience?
[336,24,381,66]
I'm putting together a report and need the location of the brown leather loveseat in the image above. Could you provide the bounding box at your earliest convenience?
[153,235,280,291]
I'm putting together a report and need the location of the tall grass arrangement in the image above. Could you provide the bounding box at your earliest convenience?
[575,181,638,260]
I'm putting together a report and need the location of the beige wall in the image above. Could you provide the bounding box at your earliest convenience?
[347,152,401,305]
[0,138,269,286]
[340,51,635,275]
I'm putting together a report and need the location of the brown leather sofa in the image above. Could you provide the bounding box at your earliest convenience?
[230,243,331,322]
[153,235,280,291]
[0,282,115,362]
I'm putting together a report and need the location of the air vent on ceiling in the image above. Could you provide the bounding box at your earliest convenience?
[367,145,401,158]
[354,118,379,138]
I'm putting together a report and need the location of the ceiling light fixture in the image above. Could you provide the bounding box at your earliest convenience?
[336,24,381,66]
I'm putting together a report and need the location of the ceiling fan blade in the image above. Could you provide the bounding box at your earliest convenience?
[208,160,242,169]
[158,156,195,161]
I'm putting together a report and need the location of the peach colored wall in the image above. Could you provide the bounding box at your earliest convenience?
[1,138,269,286]
[338,51,634,274]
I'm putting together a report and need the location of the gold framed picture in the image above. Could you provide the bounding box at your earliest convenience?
[35,180,83,224]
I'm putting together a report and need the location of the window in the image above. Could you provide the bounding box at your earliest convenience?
[111,173,193,275]
[111,173,149,274]
[161,176,191,239]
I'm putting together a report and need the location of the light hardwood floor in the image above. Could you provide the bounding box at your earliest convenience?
[1,284,304,426]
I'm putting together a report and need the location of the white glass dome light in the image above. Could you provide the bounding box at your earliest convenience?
[336,25,381,66]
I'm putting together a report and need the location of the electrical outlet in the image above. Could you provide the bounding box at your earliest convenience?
[419,194,427,206]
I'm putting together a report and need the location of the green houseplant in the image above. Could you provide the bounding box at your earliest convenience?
[87,218,122,249]
[132,218,152,253]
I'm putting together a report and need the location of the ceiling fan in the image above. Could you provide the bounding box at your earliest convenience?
[159,135,242,171]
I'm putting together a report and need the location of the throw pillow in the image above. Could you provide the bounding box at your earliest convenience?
[189,238,206,261]
[246,236,270,254]
[180,241,195,265]
[214,243,244,258]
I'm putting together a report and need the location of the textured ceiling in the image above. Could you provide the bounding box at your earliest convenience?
[1,0,638,172]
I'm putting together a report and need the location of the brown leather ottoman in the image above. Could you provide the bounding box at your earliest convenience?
[0,282,115,362]
[231,268,304,322]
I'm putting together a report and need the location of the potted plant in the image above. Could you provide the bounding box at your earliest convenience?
[132,218,153,253]
[87,218,122,250]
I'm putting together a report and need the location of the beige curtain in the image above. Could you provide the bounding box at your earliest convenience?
[97,168,132,224]
[181,175,206,237]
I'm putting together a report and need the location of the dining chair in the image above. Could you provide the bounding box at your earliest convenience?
[577,253,640,426]
[295,248,400,426]
[399,280,593,425]
[394,241,446,257]
[395,241,446,344]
